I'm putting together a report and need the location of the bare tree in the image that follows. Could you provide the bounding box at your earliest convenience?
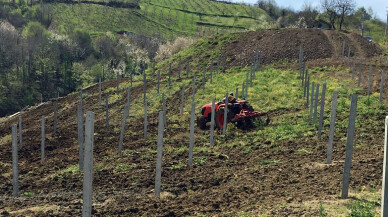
[321,0,337,29]
[336,0,356,30]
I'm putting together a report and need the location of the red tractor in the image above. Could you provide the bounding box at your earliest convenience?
[197,99,270,130]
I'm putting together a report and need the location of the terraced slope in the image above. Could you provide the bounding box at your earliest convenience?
[48,0,270,38]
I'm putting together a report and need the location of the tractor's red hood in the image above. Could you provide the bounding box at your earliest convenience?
[202,102,214,108]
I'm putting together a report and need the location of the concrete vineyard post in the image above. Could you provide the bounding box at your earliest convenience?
[77,104,84,170]
[367,65,372,97]
[223,93,228,135]
[99,77,102,106]
[105,96,109,130]
[246,73,249,99]
[118,104,129,153]
[341,94,358,199]
[236,88,238,100]
[192,74,196,100]
[242,82,245,99]
[188,100,195,166]
[162,93,167,128]
[306,76,310,108]
[155,111,164,197]
[127,87,131,106]
[326,92,338,164]
[250,65,253,87]
[41,116,45,163]
[256,50,261,72]
[313,84,320,125]
[144,101,148,140]
[253,65,257,80]
[180,85,185,116]
[381,116,388,216]
[40,93,43,104]
[82,111,95,217]
[301,67,305,88]
[18,116,22,149]
[143,71,146,103]
[303,71,308,97]
[116,70,119,94]
[210,98,215,147]
[341,40,345,60]
[157,70,160,94]
[53,100,58,134]
[318,83,327,139]
[246,81,248,99]
[130,72,133,87]
[381,70,386,103]
[310,82,315,118]
[12,124,18,197]
[358,60,363,87]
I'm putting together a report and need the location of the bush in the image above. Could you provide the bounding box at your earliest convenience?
[347,200,376,217]
[155,37,195,62]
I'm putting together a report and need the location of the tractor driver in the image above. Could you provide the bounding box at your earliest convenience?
[223,93,237,104]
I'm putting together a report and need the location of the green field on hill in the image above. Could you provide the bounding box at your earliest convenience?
[48,0,270,38]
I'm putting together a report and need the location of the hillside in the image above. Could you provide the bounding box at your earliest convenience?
[0,0,270,118]
[45,0,270,39]
[154,29,383,72]
[0,29,387,216]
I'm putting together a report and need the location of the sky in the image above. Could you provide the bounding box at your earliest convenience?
[226,0,387,21]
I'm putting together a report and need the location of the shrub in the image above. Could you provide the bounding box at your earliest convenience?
[347,200,376,217]
[155,37,196,61]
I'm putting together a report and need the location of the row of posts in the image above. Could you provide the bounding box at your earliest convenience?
[299,44,387,202]
[10,50,262,216]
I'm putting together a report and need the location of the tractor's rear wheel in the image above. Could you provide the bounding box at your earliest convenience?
[215,109,227,130]
[197,116,208,130]
[236,119,254,130]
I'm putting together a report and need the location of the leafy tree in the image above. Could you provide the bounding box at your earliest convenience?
[70,29,94,60]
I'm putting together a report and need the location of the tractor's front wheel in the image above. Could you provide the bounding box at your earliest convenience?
[215,109,227,130]
[197,116,208,130]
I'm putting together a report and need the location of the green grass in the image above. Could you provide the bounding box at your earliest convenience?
[62,164,80,174]
[169,161,185,170]
[347,200,377,217]
[21,0,270,39]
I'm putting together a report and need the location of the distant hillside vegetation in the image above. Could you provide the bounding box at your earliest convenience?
[47,0,270,39]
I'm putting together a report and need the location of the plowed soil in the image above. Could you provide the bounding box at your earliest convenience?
[0,29,386,216]
[224,29,383,67]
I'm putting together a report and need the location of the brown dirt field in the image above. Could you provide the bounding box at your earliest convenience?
[0,29,387,216]
[223,29,383,68]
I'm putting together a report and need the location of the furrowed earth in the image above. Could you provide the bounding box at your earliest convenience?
[0,29,387,216]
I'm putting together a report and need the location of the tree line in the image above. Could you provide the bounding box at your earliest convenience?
[255,0,382,33]
[0,2,161,117]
